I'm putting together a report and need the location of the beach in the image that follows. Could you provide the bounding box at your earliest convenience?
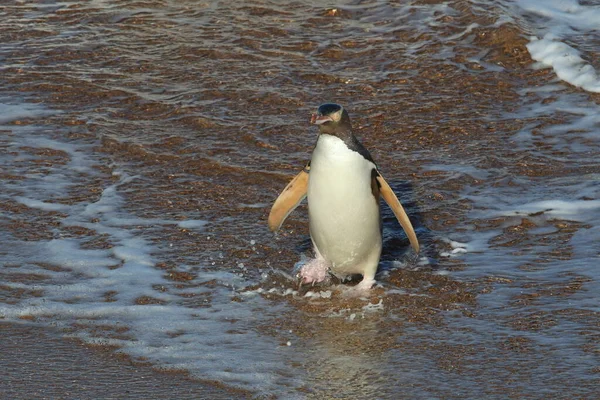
[1,0,599,397]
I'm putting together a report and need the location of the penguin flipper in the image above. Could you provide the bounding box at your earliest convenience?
[268,165,309,232]
[375,173,420,254]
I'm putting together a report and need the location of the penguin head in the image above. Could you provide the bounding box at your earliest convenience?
[311,103,352,136]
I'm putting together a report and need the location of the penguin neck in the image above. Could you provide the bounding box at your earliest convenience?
[317,131,375,164]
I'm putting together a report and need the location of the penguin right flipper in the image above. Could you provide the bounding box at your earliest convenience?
[268,164,310,232]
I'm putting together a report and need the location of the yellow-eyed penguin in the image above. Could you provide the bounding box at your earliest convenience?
[268,103,419,289]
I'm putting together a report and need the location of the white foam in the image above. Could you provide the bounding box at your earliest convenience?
[527,35,600,93]
[177,219,208,229]
[238,202,270,209]
[0,102,57,124]
[14,196,71,212]
[44,239,118,271]
[439,236,491,258]
[440,244,468,258]
[502,199,600,222]
[513,0,600,93]
[362,299,384,312]
[516,0,600,34]
[1,135,95,200]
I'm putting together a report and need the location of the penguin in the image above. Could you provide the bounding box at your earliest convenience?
[268,103,419,289]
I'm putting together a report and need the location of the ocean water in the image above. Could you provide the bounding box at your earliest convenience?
[1,0,599,398]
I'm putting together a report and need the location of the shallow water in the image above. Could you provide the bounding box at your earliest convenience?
[1,0,600,398]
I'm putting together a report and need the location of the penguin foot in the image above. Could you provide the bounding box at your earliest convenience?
[354,278,376,291]
[298,257,330,285]
[339,278,376,298]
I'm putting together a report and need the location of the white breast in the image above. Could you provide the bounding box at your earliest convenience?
[307,135,382,278]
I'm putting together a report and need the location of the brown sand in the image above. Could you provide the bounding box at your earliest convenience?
[0,322,250,400]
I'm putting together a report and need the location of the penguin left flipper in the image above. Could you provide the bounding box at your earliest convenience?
[375,172,420,254]
[268,164,310,232]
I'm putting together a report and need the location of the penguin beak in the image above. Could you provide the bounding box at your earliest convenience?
[311,113,333,125]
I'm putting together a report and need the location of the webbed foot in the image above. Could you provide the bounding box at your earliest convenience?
[297,257,330,285]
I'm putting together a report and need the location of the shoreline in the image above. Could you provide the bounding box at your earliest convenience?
[0,321,252,399]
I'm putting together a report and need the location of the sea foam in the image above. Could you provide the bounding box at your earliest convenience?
[527,35,600,93]
[515,0,600,93]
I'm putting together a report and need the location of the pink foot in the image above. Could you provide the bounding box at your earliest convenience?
[355,277,376,291]
[341,277,376,298]
[298,257,330,285]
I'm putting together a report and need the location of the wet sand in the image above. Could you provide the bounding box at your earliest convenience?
[1,0,600,398]
[1,322,251,399]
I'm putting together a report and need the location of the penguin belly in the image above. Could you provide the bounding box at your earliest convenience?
[307,135,382,279]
